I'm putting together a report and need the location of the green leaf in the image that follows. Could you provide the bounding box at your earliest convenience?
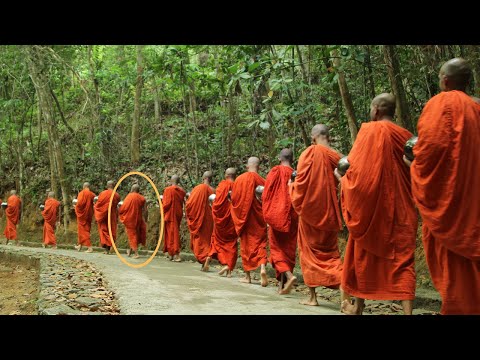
[239,72,251,79]
[259,121,270,130]
[228,65,238,74]
[248,62,260,72]
[272,108,282,120]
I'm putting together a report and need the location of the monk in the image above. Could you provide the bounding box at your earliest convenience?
[42,192,61,249]
[94,180,121,254]
[162,175,186,262]
[4,190,22,246]
[405,58,480,315]
[263,149,298,294]
[74,182,96,253]
[231,157,268,286]
[119,184,147,259]
[336,94,417,315]
[204,168,238,277]
[185,171,214,270]
[290,125,345,306]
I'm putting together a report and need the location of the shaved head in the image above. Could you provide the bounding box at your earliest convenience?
[170,175,180,185]
[131,184,140,193]
[440,58,472,91]
[279,148,293,164]
[10,190,16,195]
[48,191,55,198]
[225,167,236,176]
[248,157,260,166]
[83,182,90,189]
[203,171,213,180]
[311,124,330,146]
[225,167,236,180]
[106,180,114,189]
[247,157,260,173]
[370,93,396,120]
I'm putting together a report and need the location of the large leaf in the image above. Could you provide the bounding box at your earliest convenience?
[259,121,270,130]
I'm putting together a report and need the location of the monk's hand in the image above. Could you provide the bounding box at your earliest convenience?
[403,155,412,167]
[334,168,342,182]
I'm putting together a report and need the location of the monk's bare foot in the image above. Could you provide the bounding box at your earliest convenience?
[279,276,297,295]
[173,255,182,262]
[300,298,319,306]
[340,300,364,315]
[84,248,93,253]
[42,244,46,249]
[239,276,251,284]
[226,270,232,278]
[202,264,209,272]
[218,266,229,276]
[74,245,81,252]
[126,249,132,257]
[260,270,268,287]
[133,254,140,259]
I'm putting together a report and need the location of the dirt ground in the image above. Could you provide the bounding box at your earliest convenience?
[0,263,38,315]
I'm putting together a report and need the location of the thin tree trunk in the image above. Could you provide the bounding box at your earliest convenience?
[364,45,376,98]
[467,45,480,96]
[26,45,70,233]
[153,84,164,157]
[383,45,413,132]
[131,45,144,165]
[332,49,358,144]
[87,45,106,160]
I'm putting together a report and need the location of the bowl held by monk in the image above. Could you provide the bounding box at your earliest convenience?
[255,185,264,202]
[337,156,350,176]
[404,135,418,162]
[291,170,297,182]
[208,193,216,205]
[1,202,8,209]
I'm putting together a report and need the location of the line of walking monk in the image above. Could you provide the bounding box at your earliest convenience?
[1,58,479,315]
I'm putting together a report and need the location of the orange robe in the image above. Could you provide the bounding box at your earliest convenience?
[290,145,343,289]
[162,185,186,257]
[411,91,480,314]
[75,189,96,247]
[42,198,61,245]
[209,179,238,270]
[263,165,298,280]
[231,172,267,272]
[4,195,21,240]
[94,189,121,247]
[119,192,147,251]
[186,184,214,264]
[341,121,417,300]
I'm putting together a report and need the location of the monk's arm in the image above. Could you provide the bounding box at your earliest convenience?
[162,192,172,213]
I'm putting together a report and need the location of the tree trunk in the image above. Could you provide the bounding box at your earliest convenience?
[331,49,358,144]
[467,45,480,97]
[364,45,376,98]
[383,45,413,132]
[131,45,144,165]
[153,84,164,157]
[26,45,70,233]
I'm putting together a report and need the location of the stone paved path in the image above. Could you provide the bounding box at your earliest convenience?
[0,244,341,315]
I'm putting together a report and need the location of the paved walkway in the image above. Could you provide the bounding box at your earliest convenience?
[0,244,340,315]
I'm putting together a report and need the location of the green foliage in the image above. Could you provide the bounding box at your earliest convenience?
[0,44,478,202]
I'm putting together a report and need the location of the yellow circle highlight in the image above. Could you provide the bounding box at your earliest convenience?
[108,171,164,269]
